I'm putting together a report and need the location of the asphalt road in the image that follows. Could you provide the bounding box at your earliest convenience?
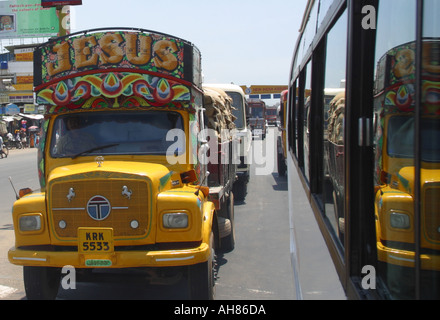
[0,128,296,300]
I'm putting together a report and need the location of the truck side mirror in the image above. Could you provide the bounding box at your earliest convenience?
[180,169,198,184]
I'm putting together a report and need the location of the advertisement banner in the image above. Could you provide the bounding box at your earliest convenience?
[0,0,59,38]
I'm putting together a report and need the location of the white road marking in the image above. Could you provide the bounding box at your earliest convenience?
[247,288,274,295]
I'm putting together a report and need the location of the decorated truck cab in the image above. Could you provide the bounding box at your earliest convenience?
[8,28,235,300]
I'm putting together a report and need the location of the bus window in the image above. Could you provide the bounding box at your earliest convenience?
[420,0,440,300]
[323,11,347,248]
[303,62,312,182]
[288,81,297,155]
[374,0,416,300]
[374,0,440,299]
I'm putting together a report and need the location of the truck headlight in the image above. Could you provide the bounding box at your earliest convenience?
[163,212,188,229]
[390,211,410,229]
[19,214,42,232]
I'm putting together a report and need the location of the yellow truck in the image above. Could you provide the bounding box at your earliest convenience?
[8,28,236,300]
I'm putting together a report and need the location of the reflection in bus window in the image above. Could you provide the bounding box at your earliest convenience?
[387,116,414,158]
[323,11,347,247]
[386,116,440,162]
[303,62,312,182]
[374,0,440,299]
[421,0,440,300]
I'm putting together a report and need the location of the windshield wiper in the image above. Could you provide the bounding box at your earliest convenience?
[71,143,120,159]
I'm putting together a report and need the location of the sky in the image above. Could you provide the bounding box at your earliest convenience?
[70,0,308,93]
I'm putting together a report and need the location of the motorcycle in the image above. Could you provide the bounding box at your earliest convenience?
[5,139,22,149]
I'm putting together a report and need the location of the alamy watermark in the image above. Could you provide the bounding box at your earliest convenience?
[361,265,376,290]
[165,128,277,176]
[362,5,376,30]
[61,265,76,290]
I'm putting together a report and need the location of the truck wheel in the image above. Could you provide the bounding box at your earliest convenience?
[189,231,216,300]
[233,180,247,202]
[220,193,235,252]
[23,266,61,300]
[277,153,286,176]
[332,190,345,244]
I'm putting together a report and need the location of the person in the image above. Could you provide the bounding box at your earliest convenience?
[54,116,96,156]
[0,135,7,159]
[20,130,27,148]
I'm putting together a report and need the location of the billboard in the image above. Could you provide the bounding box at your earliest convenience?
[41,0,81,7]
[0,0,59,38]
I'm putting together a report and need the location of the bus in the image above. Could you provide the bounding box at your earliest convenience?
[287,0,439,299]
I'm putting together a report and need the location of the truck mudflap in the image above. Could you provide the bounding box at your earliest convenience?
[8,242,210,269]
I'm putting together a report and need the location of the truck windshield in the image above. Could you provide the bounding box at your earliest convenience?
[226,92,245,129]
[50,111,184,158]
[250,107,264,118]
[266,109,277,116]
[387,116,440,162]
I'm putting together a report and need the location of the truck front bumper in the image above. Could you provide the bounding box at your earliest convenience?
[377,241,440,271]
[8,243,210,268]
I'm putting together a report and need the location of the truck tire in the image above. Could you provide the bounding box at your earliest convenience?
[277,153,286,176]
[333,190,345,244]
[189,231,216,300]
[233,179,247,202]
[23,266,61,300]
[220,193,235,252]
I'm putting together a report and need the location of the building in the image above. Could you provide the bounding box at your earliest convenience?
[0,43,43,137]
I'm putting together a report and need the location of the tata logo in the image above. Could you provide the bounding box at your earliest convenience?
[87,196,111,221]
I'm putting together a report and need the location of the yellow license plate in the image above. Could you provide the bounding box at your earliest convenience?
[78,228,114,254]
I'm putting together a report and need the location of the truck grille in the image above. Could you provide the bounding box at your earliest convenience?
[50,178,151,239]
[424,185,440,243]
